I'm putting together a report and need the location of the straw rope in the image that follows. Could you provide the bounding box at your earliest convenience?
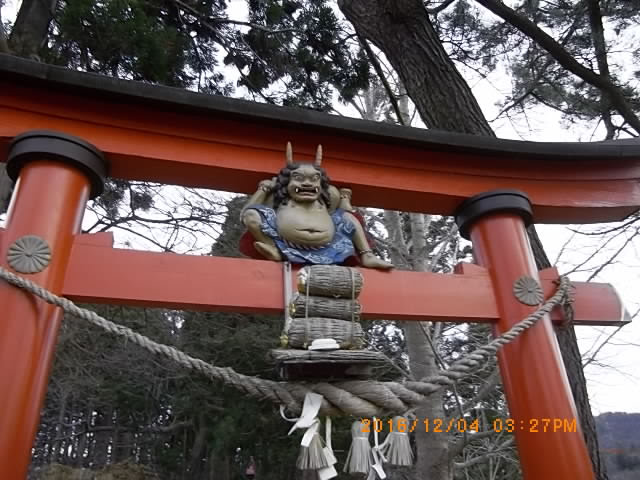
[0,265,571,417]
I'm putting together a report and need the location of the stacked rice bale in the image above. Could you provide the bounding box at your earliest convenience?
[271,265,388,380]
[286,265,363,350]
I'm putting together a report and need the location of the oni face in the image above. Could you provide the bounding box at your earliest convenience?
[287,164,322,203]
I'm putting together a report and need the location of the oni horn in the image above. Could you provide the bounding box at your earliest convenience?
[285,141,293,165]
[314,144,323,167]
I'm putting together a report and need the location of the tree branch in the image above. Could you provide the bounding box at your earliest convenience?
[586,0,616,139]
[381,210,411,265]
[569,214,639,236]
[584,226,639,282]
[460,369,500,413]
[448,429,500,460]
[582,325,624,369]
[453,437,515,469]
[173,0,301,35]
[427,0,458,15]
[209,18,301,35]
[473,0,640,134]
[357,35,405,126]
[0,1,10,54]
[52,420,194,443]
[492,11,584,122]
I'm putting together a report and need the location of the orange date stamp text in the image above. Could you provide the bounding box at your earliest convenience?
[360,417,577,434]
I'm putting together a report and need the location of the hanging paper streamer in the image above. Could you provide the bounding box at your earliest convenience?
[344,419,372,475]
[380,416,414,467]
[297,420,328,471]
[318,418,338,480]
[283,392,337,479]
[367,417,387,480]
[323,417,337,465]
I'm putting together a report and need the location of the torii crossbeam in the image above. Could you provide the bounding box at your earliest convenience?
[0,55,637,480]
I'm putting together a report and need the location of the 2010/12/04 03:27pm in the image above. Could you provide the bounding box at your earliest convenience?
[360,417,578,434]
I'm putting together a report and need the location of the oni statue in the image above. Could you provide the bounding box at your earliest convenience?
[240,143,392,269]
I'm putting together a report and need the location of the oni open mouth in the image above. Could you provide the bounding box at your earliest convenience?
[295,187,319,195]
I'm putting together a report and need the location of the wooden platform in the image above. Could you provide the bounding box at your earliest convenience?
[269,349,392,380]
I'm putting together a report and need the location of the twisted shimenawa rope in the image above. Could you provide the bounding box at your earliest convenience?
[0,265,570,417]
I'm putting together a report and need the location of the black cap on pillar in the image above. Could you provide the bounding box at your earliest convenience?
[454,189,534,240]
[7,130,109,199]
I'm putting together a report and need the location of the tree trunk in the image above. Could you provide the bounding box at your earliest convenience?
[75,405,94,467]
[0,0,56,214]
[340,0,494,136]
[8,0,57,58]
[92,407,113,467]
[0,2,10,54]
[114,430,134,463]
[0,167,12,214]
[374,85,450,479]
[341,1,607,479]
[382,208,451,478]
[188,420,208,477]
[405,322,451,479]
[49,392,69,464]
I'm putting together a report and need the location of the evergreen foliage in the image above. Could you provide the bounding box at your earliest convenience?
[50,0,202,86]
[40,0,371,107]
[230,1,370,108]
[433,0,640,136]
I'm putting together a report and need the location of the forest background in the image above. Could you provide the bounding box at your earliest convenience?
[1,0,639,479]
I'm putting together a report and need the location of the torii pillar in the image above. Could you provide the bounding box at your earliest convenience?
[455,190,594,479]
[0,131,107,479]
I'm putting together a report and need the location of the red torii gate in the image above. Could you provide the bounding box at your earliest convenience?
[0,55,637,480]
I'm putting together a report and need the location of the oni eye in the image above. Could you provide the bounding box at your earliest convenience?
[292,173,303,181]
[312,174,320,181]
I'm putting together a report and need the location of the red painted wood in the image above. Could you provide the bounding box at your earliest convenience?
[0,161,91,479]
[62,241,496,322]
[0,83,639,223]
[540,268,631,325]
[469,213,594,480]
[0,68,633,478]
[53,235,628,326]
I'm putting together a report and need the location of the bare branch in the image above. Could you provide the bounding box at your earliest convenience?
[586,0,616,139]
[461,369,501,413]
[552,228,578,265]
[449,429,500,460]
[585,227,639,282]
[582,325,625,369]
[563,226,629,276]
[568,214,640,236]
[357,35,405,126]
[427,0,458,15]
[0,1,10,54]
[473,0,640,134]
[454,437,515,469]
[361,336,412,379]
[173,0,301,35]
[381,210,411,266]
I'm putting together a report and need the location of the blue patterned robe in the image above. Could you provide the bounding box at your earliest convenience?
[246,205,356,264]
